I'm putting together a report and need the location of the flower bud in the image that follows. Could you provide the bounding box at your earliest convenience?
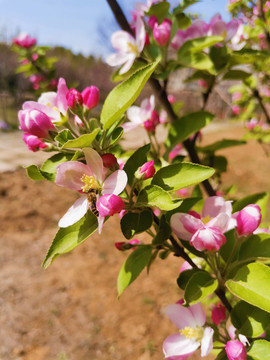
[168,94,176,104]
[144,119,156,132]
[81,86,100,109]
[236,204,262,236]
[225,340,247,360]
[179,261,192,273]
[232,92,242,102]
[211,303,226,325]
[97,194,125,217]
[153,19,172,46]
[139,160,155,179]
[150,110,160,126]
[232,105,240,115]
[22,133,47,152]
[198,79,208,89]
[32,53,39,61]
[148,15,158,29]
[115,242,131,251]
[19,109,55,138]
[66,88,83,110]
[13,33,36,48]
[101,153,117,169]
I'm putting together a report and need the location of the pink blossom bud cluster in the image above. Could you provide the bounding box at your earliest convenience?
[13,33,37,48]
[153,19,172,46]
[66,86,100,113]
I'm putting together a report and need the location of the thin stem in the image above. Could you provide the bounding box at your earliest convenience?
[252,89,270,124]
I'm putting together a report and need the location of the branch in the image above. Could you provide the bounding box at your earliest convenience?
[253,89,270,124]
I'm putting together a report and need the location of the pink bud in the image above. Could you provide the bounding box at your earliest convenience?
[97,194,125,217]
[198,79,208,89]
[232,92,242,102]
[144,119,156,132]
[115,242,128,251]
[66,88,83,110]
[101,153,117,169]
[211,303,226,325]
[236,204,262,236]
[226,340,247,360]
[258,33,265,39]
[81,86,100,109]
[168,94,176,103]
[119,209,127,219]
[32,53,39,61]
[18,109,55,138]
[22,59,29,65]
[153,19,172,46]
[176,188,188,198]
[144,33,150,46]
[150,110,160,126]
[179,261,192,273]
[139,160,155,179]
[22,133,47,152]
[13,33,36,48]
[153,208,161,216]
[148,15,158,29]
[232,105,240,115]
[176,298,185,305]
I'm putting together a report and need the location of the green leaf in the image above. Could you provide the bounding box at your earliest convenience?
[231,301,270,337]
[25,164,45,181]
[152,162,215,192]
[232,192,269,218]
[123,144,150,186]
[178,52,216,73]
[184,270,218,304]
[226,263,270,313]
[239,233,270,261]
[209,45,229,71]
[197,139,246,153]
[146,1,170,21]
[121,210,153,240]
[175,13,192,29]
[55,129,74,146]
[40,153,73,182]
[61,129,100,149]
[177,268,201,290]
[42,212,98,268]
[211,155,228,173]
[173,0,199,13]
[220,229,236,262]
[101,61,159,130]
[152,215,171,245]
[110,127,124,146]
[248,340,270,360]
[223,70,251,81]
[111,60,146,83]
[136,185,182,211]
[178,36,224,56]
[117,245,153,297]
[166,111,214,148]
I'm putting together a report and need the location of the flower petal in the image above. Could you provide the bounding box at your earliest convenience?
[207,213,230,232]
[102,170,127,195]
[119,55,136,74]
[106,52,130,67]
[127,105,145,124]
[111,30,135,51]
[38,91,57,107]
[171,213,194,241]
[83,148,104,182]
[202,196,232,218]
[189,303,206,327]
[163,333,200,359]
[23,101,61,122]
[98,214,105,234]
[58,196,88,228]
[56,77,68,114]
[55,161,91,190]
[165,304,197,329]
[135,16,146,52]
[200,327,214,357]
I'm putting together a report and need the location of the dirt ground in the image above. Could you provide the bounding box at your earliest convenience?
[0,125,269,360]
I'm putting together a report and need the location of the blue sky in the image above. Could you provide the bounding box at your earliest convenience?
[0,0,230,57]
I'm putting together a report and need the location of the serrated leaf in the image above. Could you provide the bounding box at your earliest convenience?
[231,301,270,337]
[166,111,214,148]
[152,162,215,192]
[101,61,159,130]
[117,245,153,296]
[42,212,98,268]
[121,210,153,240]
[184,270,218,304]
[136,185,182,210]
[61,129,99,149]
[123,144,150,186]
[55,129,74,146]
[40,153,73,182]
[25,164,45,181]
[247,340,270,360]
[226,263,270,313]
[232,192,269,218]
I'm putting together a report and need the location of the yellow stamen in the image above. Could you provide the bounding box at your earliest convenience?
[201,215,212,225]
[127,42,138,55]
[81,175,100,193]
[180,326,203,340]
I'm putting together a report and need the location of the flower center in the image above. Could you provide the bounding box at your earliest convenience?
[201,215,212,225]
[180,326,204,340]
[127,42,138,55]
[81,175,100,193]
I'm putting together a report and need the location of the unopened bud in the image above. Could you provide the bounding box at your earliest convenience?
[66,88,83,110]
[101,153,117,169]
[82,86,100,109]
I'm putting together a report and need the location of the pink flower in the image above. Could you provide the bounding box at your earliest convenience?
[81,86,100,109]
[169,143,187,160]
[168,94,176,104]
[163,302,214,359]
[32,53,39,61]
[226,340,247,360]
[211,303,226,325]
[13,33,36,48]
[66,88,83,110]
[55,148,127,233]
[106,17,145,74]
[153,19,172,46]
[236,204,261,236]
[176,188,189,198]
[18,108,56,138]
[232,105,240,115]
[171,20,207,50]
[179,261,192,273]
[125,95,155,132]
[198,79,208,89]
[170,196,233,252]
[97,194,125,217]
[138,160,155,179]
[23,78,68,123]
[22,133,47,152]
[245,118,260,130]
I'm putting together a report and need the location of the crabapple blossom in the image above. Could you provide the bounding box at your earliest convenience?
[22,133,47,152]
[163,302,214,359]
[138,160,155,179]
[55,148,127,233]
[226,340,247,360]
[236,204,262,236]
[66,88,83,110]
[81,86,100,109]
[18,108,56,138]
[125,95,155,132]
[97,194,125,217]
[101,153,117,169]
[13,33,36,48]
[148,15,158,29]
[170,196,233,251]
[106,17,145,74]
[153,19,172,46]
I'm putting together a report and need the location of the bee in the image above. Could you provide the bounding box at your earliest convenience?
[86,189,99,217]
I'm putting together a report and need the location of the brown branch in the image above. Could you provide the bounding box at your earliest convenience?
[253,89,270,124]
